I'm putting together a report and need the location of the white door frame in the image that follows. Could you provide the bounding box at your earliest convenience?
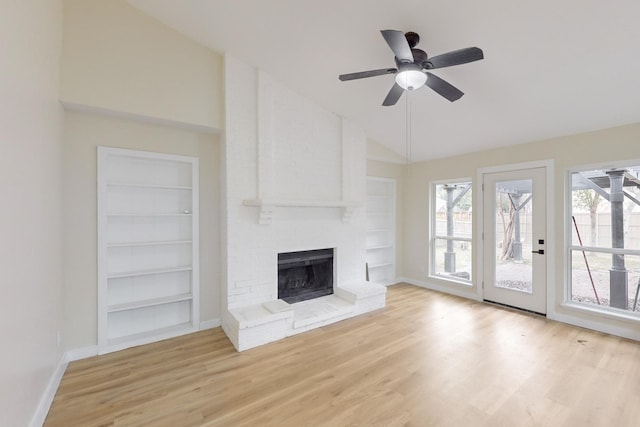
[476,160,555,314]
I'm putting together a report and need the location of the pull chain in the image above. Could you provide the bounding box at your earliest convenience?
[405,92,412,165]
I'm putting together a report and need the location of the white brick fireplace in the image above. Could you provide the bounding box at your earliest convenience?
[221,55,386,351]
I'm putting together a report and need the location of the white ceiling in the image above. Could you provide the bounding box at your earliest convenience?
[127,0,640,162]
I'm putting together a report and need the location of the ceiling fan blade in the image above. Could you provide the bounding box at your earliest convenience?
[339,68,397,81]
[426,47,484,69]
[380,30,413,63]
[382,82,404,106]
[425,72,464,102]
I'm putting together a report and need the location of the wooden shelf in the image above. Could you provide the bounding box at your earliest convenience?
[106,212,193,217]
[107,240,192,248]
[107,182,192,190]
[368,262,393,269]
[106,322,194,351]
[108,293,192,313]
[108,265,192,279]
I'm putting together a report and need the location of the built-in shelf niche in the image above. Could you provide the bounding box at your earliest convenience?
[97,147,199,354]
[365,177,396,285]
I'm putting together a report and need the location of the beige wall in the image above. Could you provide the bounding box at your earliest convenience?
[367,160,406,279]
[367,138,406,164]
[0,1,64,425]
[63,111,221,350]
[61,0,224,130]
[403,123,640,337]
[60,0,224,351]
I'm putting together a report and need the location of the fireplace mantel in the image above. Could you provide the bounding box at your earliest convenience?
[243,198,361,224]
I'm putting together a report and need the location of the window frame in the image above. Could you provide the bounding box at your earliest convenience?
[564,160,640,322]
[429,178,474,286]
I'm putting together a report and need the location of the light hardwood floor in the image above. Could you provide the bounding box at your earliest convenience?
[46,284,640,426]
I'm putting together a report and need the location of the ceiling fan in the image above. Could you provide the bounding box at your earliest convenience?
[339,30,484,106]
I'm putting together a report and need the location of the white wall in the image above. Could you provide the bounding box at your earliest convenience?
[222,56,367,345]
[0,1,64,426]
[403,123,640,338]
[61,0,223,130]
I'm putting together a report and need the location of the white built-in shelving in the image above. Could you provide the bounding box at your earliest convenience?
[97,147,199,354]
[365,177,396,285]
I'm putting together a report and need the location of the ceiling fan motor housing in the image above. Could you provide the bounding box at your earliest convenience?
[404,31,420,48]
[411,48,429,68]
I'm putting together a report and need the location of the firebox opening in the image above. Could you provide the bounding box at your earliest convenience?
[278,248,334,304]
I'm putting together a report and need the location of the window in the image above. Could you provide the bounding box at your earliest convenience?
[569,166,640,317]
[431,180,473,284]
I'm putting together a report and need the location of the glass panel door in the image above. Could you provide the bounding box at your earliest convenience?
[483,167,547,314]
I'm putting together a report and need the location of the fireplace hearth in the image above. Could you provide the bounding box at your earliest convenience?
[278,248,334,303]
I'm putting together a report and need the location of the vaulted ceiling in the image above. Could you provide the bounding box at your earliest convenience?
[127,0,640,162]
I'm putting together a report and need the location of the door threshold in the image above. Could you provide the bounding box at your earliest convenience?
[483,299,546,317]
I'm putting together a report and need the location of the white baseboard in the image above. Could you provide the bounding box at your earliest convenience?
[367,278,401,287]
[29,346,97,426]
[200,318,221,330]
[29,323,222,426]
[403,278,640,342]
[29,353,68,427]
[551,311,640,342]
[66,346,98,362]
[399,277,482,301]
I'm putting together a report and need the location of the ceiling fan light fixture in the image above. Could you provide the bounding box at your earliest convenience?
[395,69,426,91]
[339,29,483,105]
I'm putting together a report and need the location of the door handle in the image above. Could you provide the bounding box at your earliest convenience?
[532,249,545,254]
